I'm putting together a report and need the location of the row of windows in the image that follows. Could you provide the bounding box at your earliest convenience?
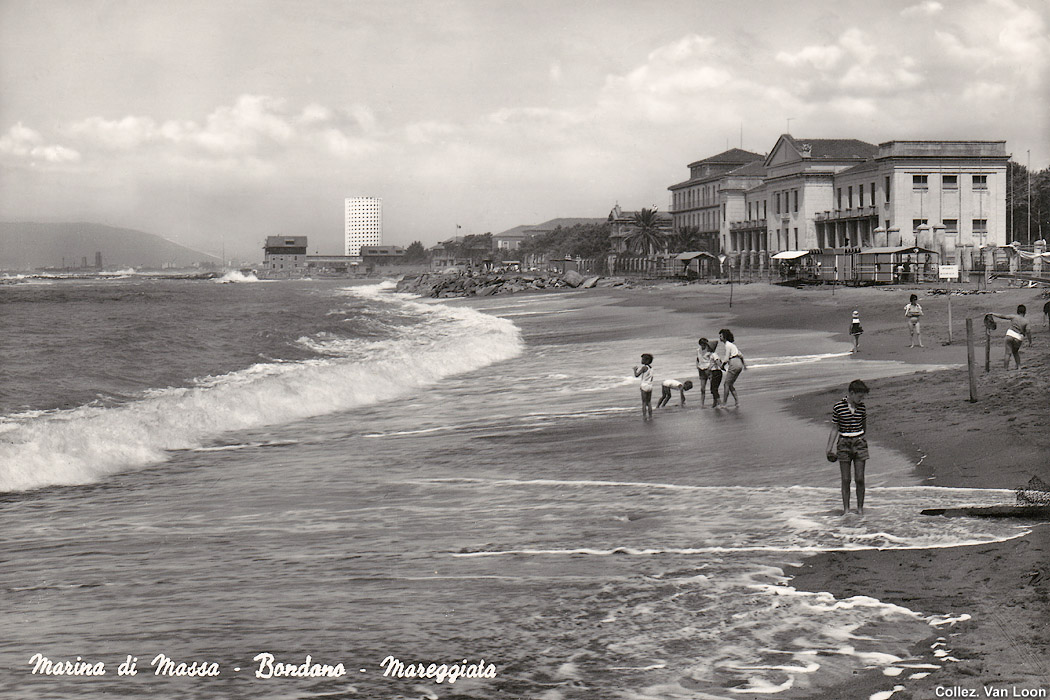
[910,218,987,233]
[913,174,988,190]
[674,184,719,210]
[773,189,800,215]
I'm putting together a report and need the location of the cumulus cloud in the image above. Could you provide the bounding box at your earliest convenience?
[901,1,943,17]
[0,122,80,163]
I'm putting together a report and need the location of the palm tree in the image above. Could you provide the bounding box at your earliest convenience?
[668,225,704,253]
[624,207,669,255]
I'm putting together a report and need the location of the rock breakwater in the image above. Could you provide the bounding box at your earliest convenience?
[395,270,628,298]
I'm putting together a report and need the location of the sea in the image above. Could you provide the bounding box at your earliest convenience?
[0,272,1030,700]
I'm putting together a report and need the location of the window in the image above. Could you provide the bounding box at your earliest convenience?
[848,186,854,209]
[885,176,891,202]
[871,182,876,206]
[859,184,865,207]
[793,190,798,213]
[943,175,958,190]
[913,175,928,190]
[944,219,958,234]
[793,227,799,249]
[837,188,842,209]
[973,219,988,233]
[775,193,781,214]
[913,218,928,231]
[973,175,988,190]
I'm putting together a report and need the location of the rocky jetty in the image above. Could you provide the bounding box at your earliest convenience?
[395,270,627,298]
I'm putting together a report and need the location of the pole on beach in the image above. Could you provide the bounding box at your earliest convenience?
[946,282,953,344]
[966,318,978,402]
[985,324,991,372]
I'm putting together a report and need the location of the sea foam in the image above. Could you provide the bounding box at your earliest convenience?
[0,284,522,492]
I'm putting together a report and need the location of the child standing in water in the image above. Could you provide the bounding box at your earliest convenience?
[717,329,746,407]
[849,311,863,354]
[633,353,654,420]
[695,338,722,407]
[826,379,870,516]
[904,294,924,348]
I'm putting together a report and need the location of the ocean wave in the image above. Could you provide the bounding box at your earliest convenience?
[0,284,523,492]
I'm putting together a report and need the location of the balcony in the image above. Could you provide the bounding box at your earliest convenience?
[729,219,768,231]
[815,206,878,222]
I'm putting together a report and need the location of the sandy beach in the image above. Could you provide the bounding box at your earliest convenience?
[636,279,1049,697]
[498,277,1050,697]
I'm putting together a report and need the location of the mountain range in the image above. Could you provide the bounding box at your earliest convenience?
[0,222,221,271]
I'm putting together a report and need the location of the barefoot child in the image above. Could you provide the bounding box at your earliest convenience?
[633,354,654,420]
[904,294,924,348]
[826,379,870,515]
[657,378,694,408]
[849,310,863,354]
[695,338,722,407]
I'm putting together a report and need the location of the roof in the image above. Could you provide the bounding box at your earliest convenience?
[264,235,307,248]
[858,246,940,255]
[688,148,765,169]
[786,135,878,160]
[837,160,880,177]
[727,161,768,177]
[524,217,608,233]
[771,250,813,260]
[675,251,718,261]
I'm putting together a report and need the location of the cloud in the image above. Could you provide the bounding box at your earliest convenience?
[901,1,943,17]
[775,45,843,71]
[0,122,81,163]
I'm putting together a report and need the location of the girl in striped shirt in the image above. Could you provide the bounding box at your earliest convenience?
[826,379,870,516]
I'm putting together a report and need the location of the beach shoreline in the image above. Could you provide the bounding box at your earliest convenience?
[461,277,1050,696]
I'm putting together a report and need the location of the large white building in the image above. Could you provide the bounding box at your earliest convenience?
[669,135,1009,274]
[344,197,383,257]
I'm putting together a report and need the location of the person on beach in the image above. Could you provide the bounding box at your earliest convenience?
[657,378,694,408]
[826,379,870,516]
[1043,300,1049,327]
[716,329,746,407]
[695,338,722,407]
[849,310,863,354]
[904,294,924,348]
[989,305,1032,370]
[633,353,654,420]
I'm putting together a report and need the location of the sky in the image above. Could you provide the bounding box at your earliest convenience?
[1,0,1048,260]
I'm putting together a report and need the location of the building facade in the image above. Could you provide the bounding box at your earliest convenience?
[671,135,1009,275]
[263,236,308,273]
[344,197,383,257]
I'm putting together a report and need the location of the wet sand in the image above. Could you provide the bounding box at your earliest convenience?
[540,278,1050,696]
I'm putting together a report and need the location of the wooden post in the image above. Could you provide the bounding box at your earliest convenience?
[946,282,953,344]
[966,318,978,402]
[985,326,991,372]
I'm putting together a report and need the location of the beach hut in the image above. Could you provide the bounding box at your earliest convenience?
[675,251,718,278]
[854,246,940,283]
[811,247,861,283]
[771,250,816,281]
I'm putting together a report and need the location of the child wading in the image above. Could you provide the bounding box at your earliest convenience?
[633,354,654,421]
[826,379,870,516]
[657,378,693,408]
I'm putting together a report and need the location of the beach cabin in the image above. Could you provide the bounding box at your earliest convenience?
[854,246,940,283]
[771,250,816,281]
[812,247,860,283]
[676,251,719,278]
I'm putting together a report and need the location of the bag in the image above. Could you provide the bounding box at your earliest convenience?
[825,431,839,462]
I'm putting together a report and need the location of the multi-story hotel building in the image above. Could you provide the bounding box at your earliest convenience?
[344,197,383,257]
[670,135,1009,273]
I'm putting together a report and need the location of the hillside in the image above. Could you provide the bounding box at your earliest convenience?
[0,222,220,271]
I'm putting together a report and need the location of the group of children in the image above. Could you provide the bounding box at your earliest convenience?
[632,328,747,421]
